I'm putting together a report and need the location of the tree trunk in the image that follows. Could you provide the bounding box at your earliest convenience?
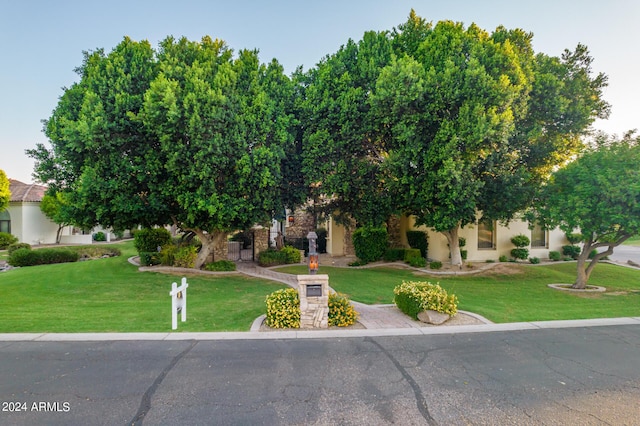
[574,240,619,289]
[56,225,63,244]
[443,226,462,268]
[193,229,227,269]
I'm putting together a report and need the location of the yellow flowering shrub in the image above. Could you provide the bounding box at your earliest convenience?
[328,292,359,327]
[393,281,458,319]
[265,288,300,328]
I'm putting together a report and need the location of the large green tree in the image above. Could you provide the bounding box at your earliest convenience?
[29,36,301,268]
[0,169,9,212]
[300,31,394,227]
[531,132,640,288]
[371,13,609,266]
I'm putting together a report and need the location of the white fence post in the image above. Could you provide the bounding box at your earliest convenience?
[170,277,189,330]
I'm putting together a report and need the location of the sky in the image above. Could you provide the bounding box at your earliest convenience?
[1,0,639,183]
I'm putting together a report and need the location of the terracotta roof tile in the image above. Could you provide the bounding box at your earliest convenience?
[9,179,47,203]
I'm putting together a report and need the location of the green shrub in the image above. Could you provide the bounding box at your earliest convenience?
[511,248,529,261]
[394,281,458,319]
[72,246,121,258]
[205,260,237,271]
[139,252,161,266]
[499,255,508,262]
[174,246,197,268]
[549,251,562,261]
[8,242,31,255]
[562,245,581,259]
[403,248,422,263]
[529,257,540,264]
[348,260,368,267]
[258,247,300,267]
[384,248,406,262]
[511,234,531,248]
[134,228,172,254]
[159,244,178,266]
[407,256,426,267]
[406,230,428,258]
[8,248,79,267]
[461,250,468,260]
[429,261,443,269]
[281,245,301,264]
[93,231,106,242]
[328,292,359,327]
[485,259,495,263]
[352,226,388,263]
[265,288,300,329]
[0,232,18,250]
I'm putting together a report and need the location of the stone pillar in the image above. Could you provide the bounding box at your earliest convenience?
[297,274,329,329]
[253,227,270,259]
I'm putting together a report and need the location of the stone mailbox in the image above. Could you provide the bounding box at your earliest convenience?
[296,274,329,329]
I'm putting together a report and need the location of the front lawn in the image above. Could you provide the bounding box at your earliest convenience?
[0,241,286,333]
[277,262,640,323]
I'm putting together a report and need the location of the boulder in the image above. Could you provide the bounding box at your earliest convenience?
[418,309,451,325]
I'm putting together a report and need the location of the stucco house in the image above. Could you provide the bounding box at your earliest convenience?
[3,179,65,245]
[3,179,121,245]
[323,213,569,262]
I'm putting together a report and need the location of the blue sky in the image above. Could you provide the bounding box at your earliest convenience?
[1,0,638,183]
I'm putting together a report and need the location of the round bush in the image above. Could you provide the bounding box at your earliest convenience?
[8,242,31,255]
[0,232,18,250]
[549,251,562,261]
[265,288,300,329]
[510,248,529,261]
[394,281,458,319]
[93,231,106,241]
[511,234,530,248]
[328,292,359,327]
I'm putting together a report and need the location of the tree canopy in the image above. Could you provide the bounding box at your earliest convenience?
[0,169,9,212]
[29,36,301,268]
[530,132,640,288]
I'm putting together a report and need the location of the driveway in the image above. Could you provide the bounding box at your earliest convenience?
[607,244,640,266]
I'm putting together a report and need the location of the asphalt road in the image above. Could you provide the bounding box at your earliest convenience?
[2,325,640,425]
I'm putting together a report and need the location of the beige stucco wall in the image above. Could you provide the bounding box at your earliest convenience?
[409,215,569,262]
[326,218,346,256]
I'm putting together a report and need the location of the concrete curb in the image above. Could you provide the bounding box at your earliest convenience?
[2,317,639,342]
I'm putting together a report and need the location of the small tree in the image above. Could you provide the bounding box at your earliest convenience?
[40,192,74,243]
[510,234,530,261]
[532,132,640,288]
[0,169,9,212]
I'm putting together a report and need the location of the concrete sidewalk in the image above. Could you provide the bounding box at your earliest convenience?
[1,317,639,341]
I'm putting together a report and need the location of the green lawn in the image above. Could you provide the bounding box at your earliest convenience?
[0,241,286,333]
[2,241,639,332]
[277,262,640,323]
[624,235,640,246]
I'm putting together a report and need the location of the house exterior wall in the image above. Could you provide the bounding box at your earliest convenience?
[409,215,569,262]
[7,202,61,245]
[326,218,345,256]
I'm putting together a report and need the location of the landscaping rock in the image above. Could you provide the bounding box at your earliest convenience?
[418,309,450,325]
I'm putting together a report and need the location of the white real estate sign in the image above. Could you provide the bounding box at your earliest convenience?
[170,277,189,330]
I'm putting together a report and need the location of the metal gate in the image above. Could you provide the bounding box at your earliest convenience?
[227,231,255,261]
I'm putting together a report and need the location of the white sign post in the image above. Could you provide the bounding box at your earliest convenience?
[170,277,189,330]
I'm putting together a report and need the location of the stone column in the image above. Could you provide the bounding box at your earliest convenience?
[297,274,329,328]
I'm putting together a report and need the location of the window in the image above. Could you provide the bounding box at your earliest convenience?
[0,210,10,234]
[531,224,547,248]
[477,219,496,249]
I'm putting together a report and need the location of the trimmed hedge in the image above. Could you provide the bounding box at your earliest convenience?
[8,242,31,255]
[383,247,406,262]
[549,251,562,261]
[562,245,581,259]
[8,248,80,267]
[406,230,428,258]
[352,226,388,263]
[134,228,172,254]
[258,246,301,267]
